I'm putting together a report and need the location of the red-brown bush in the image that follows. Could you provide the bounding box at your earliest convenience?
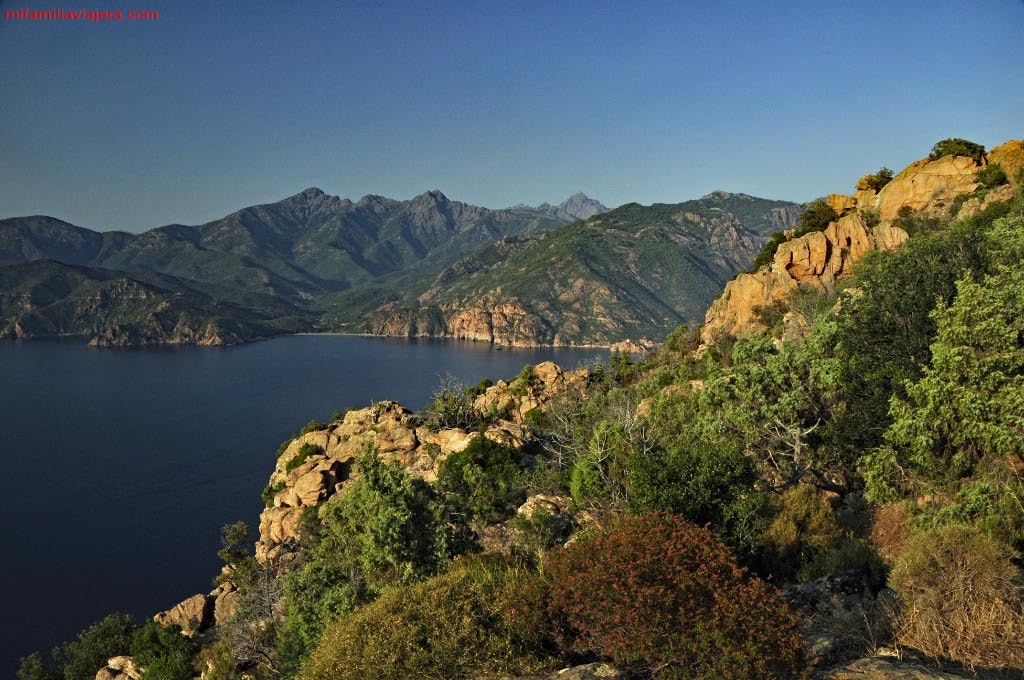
[536,513,808,679]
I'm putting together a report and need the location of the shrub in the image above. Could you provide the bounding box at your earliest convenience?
[855,167,894,192]
[627,430,764,560]
[929,138,986,164]
[465,377,494,397]
[536,513,808,679]
[761,484,838,583]
[888,525,1024,669]
[297,556,551,680]
[286,442,324,472]
[262,480,287,507]
[977,162,1008,188]
[19,614,137,680]
[799,536,888,589]
[437,435,526,526]
[131,620,197,680]
[284,445,448,653]
[300,419,328,435]
[859,207,880,227]
[662,323,699,354]
[421,374,479,431]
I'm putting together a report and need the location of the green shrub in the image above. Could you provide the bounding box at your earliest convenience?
[509,364,536,396]
[977,162,1008,188]
[534,513,808,679]
[465,377,494,397]
[859,207,881,227]
[300,419,328,435]
[297,557,551,680]
[627,431,764,560]
[662,323,699,354]
[131,620,197,680]
[761,484,838,583]
[855,167,894,192]
[18,613,136,680]
[262,480,287,506]
[421,375,479,431]
[929,138,985,164]
[437,435,526,526]
[286,442,324,472]
[284,445,448,653]
[799,536,888,589]
[889,525,1024,668]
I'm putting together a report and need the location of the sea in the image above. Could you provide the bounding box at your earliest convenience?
[0,335,605,675]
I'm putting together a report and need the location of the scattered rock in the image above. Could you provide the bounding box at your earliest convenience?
[554,663,631,679]
[820,656,1002,679]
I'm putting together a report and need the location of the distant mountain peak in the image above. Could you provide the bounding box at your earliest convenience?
[530,193,609,221]
[702,190,733,200]
[416,189,450,203]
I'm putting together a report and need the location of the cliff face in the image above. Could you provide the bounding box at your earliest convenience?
[700,140,1023,344]
[701,213,909,341]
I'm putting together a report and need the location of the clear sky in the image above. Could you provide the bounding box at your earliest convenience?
[1,0,1022,232]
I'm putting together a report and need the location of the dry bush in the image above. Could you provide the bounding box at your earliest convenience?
[536,513,808,679]
[762,484,838,582]
[869,501,910,562]
[889,525,1024,669]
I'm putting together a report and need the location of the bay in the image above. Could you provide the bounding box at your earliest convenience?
[0,335,604,675]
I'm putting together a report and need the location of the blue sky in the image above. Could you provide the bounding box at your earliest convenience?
[1,0,1022,232]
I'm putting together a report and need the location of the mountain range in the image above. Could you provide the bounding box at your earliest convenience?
[0,188,802,347]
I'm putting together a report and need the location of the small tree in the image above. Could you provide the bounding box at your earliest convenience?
[855,167,895,192]
[929,138,986,164]
[864,220,1024,540]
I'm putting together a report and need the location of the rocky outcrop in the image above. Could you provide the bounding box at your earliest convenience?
[153,593,212,637]
[95,656,141,680]
[701,211,909,342]
[699,141,1024,345]
[474,360,590,423]
[987,139,1024,183]
[874,155,981,223]
[255,362,587,566]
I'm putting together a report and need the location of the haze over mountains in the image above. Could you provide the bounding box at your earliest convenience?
[0,188,801,347]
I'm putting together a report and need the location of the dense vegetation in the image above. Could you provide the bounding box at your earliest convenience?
[21,154,1024,678]
[331,191,802,344]
[930,137,986,164]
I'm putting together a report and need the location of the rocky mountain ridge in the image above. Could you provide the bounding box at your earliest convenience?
[700,139,1024,345]
[1,188,596,297]
[337,192,803,348]
[0,190,603,346]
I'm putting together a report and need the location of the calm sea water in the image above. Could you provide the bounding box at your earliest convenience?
[0,335,604,674]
